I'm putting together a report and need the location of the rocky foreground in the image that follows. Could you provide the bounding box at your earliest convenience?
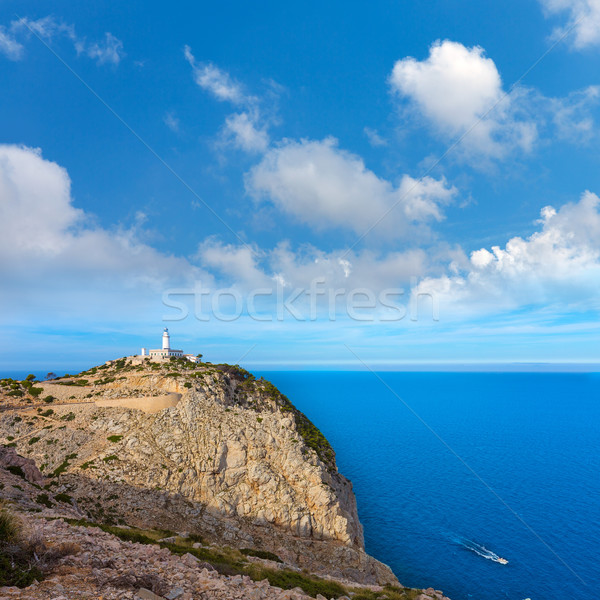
[0,358,450,599]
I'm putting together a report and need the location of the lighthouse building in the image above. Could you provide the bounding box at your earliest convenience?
[134,328,198,363]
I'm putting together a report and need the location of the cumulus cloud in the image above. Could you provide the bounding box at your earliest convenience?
[246,137,456,239]
[0,145,203,322]
[414,191,600,315]
[390,40,537,159]
[195,238,438,321]
[540,0,600,48]
[3,16,124,66]
[390,39,600,160]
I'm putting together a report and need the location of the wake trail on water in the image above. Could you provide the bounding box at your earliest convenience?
[452,536,509,564]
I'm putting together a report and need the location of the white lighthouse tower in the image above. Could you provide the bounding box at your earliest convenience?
[134,328,197,362]
[162,327,170,351]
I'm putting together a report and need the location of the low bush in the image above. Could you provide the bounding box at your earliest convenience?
[240,547,282,562]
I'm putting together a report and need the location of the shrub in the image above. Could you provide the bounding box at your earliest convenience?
[107,435,123,443]
[42,396,55,404]
[6,466,26,479]
[240,548,282,562]
[28,437,40,445]
[29,387,43,398]
[35,494,53,508]
[53,493,72,504]
[0,505,21,543]
[40,409,54,417]
[103,455,119,462]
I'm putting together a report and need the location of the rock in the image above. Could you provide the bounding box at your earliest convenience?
[135,589,164,600]
[180,552,200,567]
[165,588,184,599]
[0,446,46,486]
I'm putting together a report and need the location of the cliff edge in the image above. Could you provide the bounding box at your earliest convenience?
[0,358,394,586]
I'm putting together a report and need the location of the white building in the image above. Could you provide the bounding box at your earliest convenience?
[137,328,198,362]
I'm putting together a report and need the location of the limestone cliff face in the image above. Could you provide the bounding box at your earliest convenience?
[0,361,396,585]
[89,376,363,547]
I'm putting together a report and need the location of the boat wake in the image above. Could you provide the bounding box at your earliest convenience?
[457,537,508,565]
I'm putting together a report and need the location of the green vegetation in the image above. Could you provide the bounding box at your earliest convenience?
[28,437,40,445]
[55,379,88,387]
[102,454,119,462]
[107,435,123,443]
[240,547,281,562]
[56,517,419,598]
[0,503,44,588]
[60,412,75,421]
[53,493,73,504]
[28,387,43,398]
[40,409,54,417]
[35,493,53,508]
[42,395,55,403]
[260,380,336,470]
[6,466,26,479]
[52,453,78,477]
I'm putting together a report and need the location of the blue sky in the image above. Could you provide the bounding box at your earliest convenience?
[1,0,600,370]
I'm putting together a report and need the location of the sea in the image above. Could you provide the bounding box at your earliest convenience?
[3,368,599,599]
[258,371,600,600]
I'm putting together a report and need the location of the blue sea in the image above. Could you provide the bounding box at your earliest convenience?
[258,372,600,600]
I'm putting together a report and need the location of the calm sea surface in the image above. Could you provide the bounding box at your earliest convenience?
[259,372,600,600]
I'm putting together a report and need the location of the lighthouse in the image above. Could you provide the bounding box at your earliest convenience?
[135,328,197,362]
[162,327,170,351]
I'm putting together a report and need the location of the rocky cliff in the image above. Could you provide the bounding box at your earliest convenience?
[0,358,397,586]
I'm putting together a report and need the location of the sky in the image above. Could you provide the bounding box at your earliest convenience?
[2,0,600,370]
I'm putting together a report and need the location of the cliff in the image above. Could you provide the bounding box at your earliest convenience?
[0,358,450,599]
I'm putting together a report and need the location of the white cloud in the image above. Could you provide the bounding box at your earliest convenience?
[551,85,600,143]
[390,40,537,159]
[164,112,180,133]
[246,137,456,239]
[184,45,246,104]
[4,16,124,66]
[184,45,278,155]
[363,127,388,147]
[390,39,600,160]
[86,32,124,66]
[0,145,204,323]
[11,16,76,42]
[223,112,269,153]
[196,238,437,306]
[0,26,24,60]
[540,0,600,48]
[415,191,600,315]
